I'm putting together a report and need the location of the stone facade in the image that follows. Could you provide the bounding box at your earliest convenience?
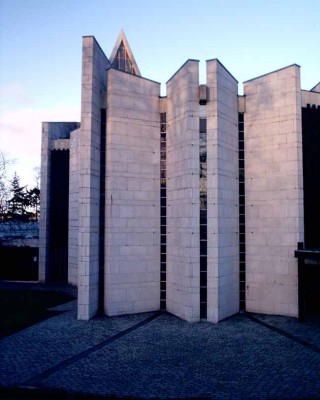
[40,31,320,322]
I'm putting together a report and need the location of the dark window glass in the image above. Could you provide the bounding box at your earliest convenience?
[200,271,207,287]
[200,288,207,302]
[200,118,207,133]
[200,209,207,222]
[200,225,207,240]
[161,235,166,244]
[200,256,207,272]
[240,262,246,272]
[161,281,166,291]
[160,113,166,123]
[200,241,207,256]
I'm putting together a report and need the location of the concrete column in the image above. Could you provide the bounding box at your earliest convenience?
[78,36,110,320]
[104,69,161,315]
[166,60,200,322]
[206,60,239,322]
[244,64,303,317]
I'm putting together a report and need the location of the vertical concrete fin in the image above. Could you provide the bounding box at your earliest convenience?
[206,59,239,322]
[244,64,303,318]
[166,60,200,322]
[78,36,110,320]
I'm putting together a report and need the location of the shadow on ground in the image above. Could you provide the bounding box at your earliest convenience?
[0,284,75,339]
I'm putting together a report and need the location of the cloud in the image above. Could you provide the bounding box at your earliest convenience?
[0,105,80,185]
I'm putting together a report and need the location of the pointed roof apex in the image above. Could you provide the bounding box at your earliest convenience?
[110,30,141,76]
[311,82,320,93]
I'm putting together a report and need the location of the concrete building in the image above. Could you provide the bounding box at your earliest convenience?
[40,30,320,322]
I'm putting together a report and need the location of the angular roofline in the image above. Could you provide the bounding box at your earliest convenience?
[82,35,108,61]
[206,59,238,83]
[109,29,141,76]
[243,64,301,84]
[311,82,320,93]
[166,59,200,84]
[107,67,161,85]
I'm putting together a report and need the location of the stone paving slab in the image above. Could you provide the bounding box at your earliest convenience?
[1,292,320,399]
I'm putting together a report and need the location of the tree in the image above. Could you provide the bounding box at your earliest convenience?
[6,172,29,220]
[0,151,14,219]
[27,187,40,221]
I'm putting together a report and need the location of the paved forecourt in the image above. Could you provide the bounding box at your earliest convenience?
[1,295,320,399]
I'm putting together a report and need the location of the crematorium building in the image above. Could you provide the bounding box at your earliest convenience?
[40,30,320,322]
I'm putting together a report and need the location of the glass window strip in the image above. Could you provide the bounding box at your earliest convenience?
[238,113,246,311]
[160,113,167,310]
[199,118,207,319]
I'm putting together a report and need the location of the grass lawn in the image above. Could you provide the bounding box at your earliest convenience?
[0,288,74,339]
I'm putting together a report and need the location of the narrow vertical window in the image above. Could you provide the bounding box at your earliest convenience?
[99,109,107,313]
[238,113,246,311]
[199,117,207,319]
[160,112,167,310]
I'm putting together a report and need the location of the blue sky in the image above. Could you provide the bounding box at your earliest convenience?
[0,0,319,185]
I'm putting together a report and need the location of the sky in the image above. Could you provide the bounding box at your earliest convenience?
[0,0,319,186]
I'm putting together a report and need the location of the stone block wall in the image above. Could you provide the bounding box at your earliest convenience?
[78,36,110,320]
[68,128,80,285]
[244,65,303,317]
[206,60,239,322]
[39,122,80,283]
[104,68,161,316]
[166,60,200,322]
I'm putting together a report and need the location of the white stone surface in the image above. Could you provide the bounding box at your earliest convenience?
[104,68,161,316]
[77,36,110,320]
[244,65,303,318]
[68,128,80,285]
[166,60,200,322]
[206,60,239,322]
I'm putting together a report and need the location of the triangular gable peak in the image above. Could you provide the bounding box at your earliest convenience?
[110,29,141,76]
[311,82,320,93]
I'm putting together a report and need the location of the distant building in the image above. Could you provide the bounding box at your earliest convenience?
[40,30,320,322]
